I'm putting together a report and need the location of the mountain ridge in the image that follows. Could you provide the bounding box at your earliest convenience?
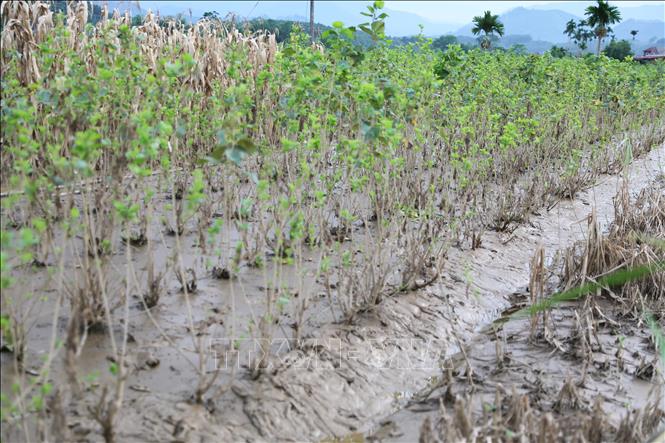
[101,1,459,36]
[99,1,664,45]
[454,5,664,45]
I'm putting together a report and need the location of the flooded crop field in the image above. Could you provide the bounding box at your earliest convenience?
[1,1,664,442]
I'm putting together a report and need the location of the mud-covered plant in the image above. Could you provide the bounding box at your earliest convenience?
[0,312,26,365]
[1,2,665,440]
[336,245,391,322]
[528,245,547,340]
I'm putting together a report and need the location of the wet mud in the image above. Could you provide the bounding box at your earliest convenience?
[1,144,664,442]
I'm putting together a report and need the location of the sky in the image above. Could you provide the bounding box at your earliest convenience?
[385,1,660,24]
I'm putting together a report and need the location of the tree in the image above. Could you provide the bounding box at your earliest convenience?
[550,46,570,58]
[471,10,504,49]
[585,0,621,56]
[431,35,458,51]
[603,39,633,60]
[510,44,527,55]
[564,19,577,37]
[203,11,221,21]
[630,29,638,40]
[563,19,594,54]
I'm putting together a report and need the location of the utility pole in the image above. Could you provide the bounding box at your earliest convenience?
[309,0,315,40]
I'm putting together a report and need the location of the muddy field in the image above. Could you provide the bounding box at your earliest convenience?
[2,3,665,442]
[2,143,663,442]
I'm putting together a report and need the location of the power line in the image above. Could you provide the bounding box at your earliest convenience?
[246,1,260,21]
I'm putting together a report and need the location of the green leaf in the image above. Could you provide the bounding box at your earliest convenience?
[31,395,44,412]
[513,262,664,319]
[165,62,183,78]
[362,123,380,141]
[209,146,226,162]
[216,130,226,146]
[236,137,256,153]
[36,89,53,105]
[646,313,665,364]
[32,217,46,233]
[341,28,355,40]
[225,147,248,166]
[41,383,53,396]
[371,20,385,36]
[99,68,113,80]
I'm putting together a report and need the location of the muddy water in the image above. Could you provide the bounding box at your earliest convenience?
[1,144,663,442]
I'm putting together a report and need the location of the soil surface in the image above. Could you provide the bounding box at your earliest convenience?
[1,144,664,443]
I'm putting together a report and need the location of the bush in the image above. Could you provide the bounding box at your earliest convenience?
[549,46,571,58]
[431,35,458,51]
[603,39,633,60]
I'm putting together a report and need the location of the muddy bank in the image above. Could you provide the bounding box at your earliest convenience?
[93,146,664,442]
[382,294,663,442]
[383,183,665,442]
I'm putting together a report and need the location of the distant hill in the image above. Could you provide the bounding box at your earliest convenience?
[614,19,665,42]
[496,34,558,54]
[530,2,665,22]
[456,6,664,46]
[101,1,458,36]
[98,1,664,54]
[243,18,374,46]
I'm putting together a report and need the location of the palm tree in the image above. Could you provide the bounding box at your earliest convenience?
[630,29,638,40]
[564,19,577,40]
[471,10,504,49]
[585,0,622,56]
